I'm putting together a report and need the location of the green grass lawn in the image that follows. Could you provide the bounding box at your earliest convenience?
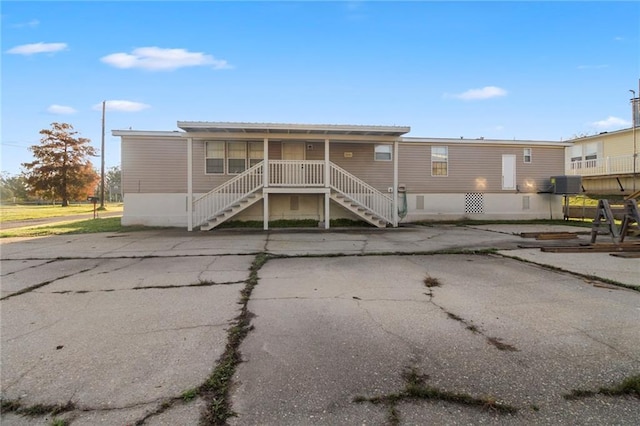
[0,203,123,223]
[0,217,155,238]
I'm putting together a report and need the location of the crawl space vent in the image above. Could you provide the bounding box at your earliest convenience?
[465,193,484,214]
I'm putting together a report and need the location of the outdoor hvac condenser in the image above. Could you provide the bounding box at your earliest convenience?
[550,176,582,194]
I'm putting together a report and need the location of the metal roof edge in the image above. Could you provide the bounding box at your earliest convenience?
[177,121,411,134]
[400,136,572,147]
[112,130,183,137]
[567,127,634,141]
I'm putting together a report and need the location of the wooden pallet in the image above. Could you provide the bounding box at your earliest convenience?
[541,242,640,253]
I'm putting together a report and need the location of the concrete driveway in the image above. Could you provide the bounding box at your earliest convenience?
[1,225,638,425]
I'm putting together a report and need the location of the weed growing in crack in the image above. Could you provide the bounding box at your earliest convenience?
[564,374,640,400]
[51,418,68,426]
[181,388,197,402]
[486,337,518,352]
[198,252,270,425]
[0,400,76,418]
[354,367,518,423]
[440,307,519,352]
[423,275,441,288]
[0,399,21,413]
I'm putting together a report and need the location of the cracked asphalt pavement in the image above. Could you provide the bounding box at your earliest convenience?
[1,225,638,425]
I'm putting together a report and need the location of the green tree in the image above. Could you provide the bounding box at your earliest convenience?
[22,123,99,206]
[105,165,121,201]
[0,172,29,202]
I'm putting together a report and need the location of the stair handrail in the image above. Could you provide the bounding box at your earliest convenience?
[193,161,264,227]
[329,162,393,223]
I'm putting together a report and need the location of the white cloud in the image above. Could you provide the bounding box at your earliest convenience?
[614,36,624,41]
[92,100,150,112]
[100,47,232,71]
[446,86,508,101]
[590,116,630,129]
[12,19,40,28]
[47,104,77,115]
[6,42,67,55]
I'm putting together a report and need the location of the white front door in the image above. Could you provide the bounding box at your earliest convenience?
[282,143,305,185]
[502,154,516,190]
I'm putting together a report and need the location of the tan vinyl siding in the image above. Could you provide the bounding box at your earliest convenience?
[193,140,283,193]
[193,140,230,193]
[398,143,564,193]
[122,136,187,194]
[330,142,394,191]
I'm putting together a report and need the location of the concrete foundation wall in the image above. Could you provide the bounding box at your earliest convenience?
[402,193,563,222]
[123,192,564,227]
[122,193,189,227]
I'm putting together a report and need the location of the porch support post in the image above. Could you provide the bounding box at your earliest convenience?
[393,139,399,227]
[324,138,330,188]
[324,138,330,229]
[263,137,269,188]
[263,192,269,230]
[187,137,193,231]
[324,192,330,229]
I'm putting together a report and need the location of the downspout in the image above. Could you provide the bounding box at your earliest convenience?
[187,137,193,231]
[393,139,399,227]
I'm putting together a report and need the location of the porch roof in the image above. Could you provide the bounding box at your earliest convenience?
[177,121,410,137]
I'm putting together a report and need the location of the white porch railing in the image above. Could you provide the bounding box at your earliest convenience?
[566,154,639,176]
[268,160,325,186]
[329,163,394,224]
[192,159,394,228]
[193,162,264,227]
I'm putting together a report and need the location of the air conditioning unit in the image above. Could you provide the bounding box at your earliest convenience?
[550,176,581,194]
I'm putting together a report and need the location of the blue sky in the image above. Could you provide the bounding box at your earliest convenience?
[2,1,639,175]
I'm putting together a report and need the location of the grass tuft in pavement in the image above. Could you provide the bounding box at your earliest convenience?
[354,367,518,423]
[0,400,75,417]
[199,252,271,424]
[565,374,640,400]
[423,275,441,287]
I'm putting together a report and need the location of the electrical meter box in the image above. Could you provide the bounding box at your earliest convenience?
[550,176,581,194]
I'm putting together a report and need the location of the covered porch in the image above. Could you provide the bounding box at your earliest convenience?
[179,122,410,231]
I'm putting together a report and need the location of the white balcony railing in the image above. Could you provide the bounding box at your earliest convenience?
[566,154,639,176]
[268,160,325,186]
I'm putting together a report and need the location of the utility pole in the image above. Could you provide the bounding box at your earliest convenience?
[100,100,106,209]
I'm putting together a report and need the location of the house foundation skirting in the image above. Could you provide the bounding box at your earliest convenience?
[122,192,564,228]
[402,193,563,222]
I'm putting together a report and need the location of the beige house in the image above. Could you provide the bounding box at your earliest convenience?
[113,122,570,230]
[566,127,639,194]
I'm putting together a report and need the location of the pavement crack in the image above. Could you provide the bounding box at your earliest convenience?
[122,323,229,335]
[0,265,100,301]
[0,259,57,277]
[96,257,145,274]
[427,293,519,352]
[47,280,245,294]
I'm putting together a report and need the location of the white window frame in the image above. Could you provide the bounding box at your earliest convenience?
[248,142,264,168]
[205,141,225,174]
[523,148,532,163]
[431,146,448,177]
[227,141,247,174]
[374,144,392,161]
